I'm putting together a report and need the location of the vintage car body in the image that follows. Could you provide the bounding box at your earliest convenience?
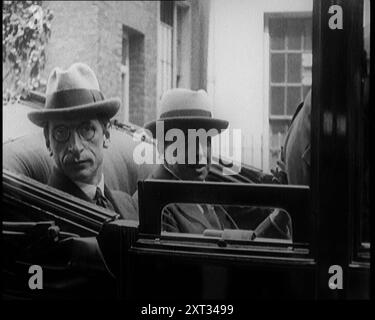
[3,94,283,299]
[2,90,369,299]
[2,0,371,300]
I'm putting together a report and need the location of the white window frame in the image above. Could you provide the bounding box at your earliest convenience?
[263,12,312,172]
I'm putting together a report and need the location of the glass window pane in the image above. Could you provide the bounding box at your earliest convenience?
[303,86,311,100]
[121,29,128,65]
[270,86,284,115]
[269,121,288,170]
[160,1,174,26]
[287,19,303,50]
[271,53,285,83]
[302,54,312,85]
[269,19,286,50]
[287,53,301,83]
[304,19,312,50]
[287,86,302,115]
[162,203,293,242]
[270,122,288,149]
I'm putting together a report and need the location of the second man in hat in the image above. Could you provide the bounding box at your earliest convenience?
[134,88,238,234]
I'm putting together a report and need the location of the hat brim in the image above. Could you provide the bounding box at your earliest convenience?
[144,117,229,138]
[28,98,120,127]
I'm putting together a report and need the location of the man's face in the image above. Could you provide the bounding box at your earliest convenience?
[165,137,212,181]
[47,118,105,184]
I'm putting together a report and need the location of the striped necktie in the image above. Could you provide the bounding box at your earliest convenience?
[94,187,115,212]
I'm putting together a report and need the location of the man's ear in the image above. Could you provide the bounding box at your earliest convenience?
[43,126,53,156]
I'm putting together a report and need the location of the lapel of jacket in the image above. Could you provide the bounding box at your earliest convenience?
[173,203,214,230]
[103,185,121,215]
[48,167,93,202]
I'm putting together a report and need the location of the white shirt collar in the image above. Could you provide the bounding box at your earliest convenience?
[74,174,105,200]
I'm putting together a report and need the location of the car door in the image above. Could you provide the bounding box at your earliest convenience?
[114,0,370,300]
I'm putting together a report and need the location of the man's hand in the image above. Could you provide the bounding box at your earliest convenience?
[271,160,288,184]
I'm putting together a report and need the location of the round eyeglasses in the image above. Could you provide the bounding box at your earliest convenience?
[52,123,96,143]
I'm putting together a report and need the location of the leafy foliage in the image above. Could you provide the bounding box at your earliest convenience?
[3,1,53,103]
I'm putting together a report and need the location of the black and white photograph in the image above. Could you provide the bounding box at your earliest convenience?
[2,0,371,306]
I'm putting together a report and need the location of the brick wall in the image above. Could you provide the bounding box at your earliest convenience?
[43,1,100,81]
[41,1,208,126]
[42,1,158,126]
[95,1,158,126]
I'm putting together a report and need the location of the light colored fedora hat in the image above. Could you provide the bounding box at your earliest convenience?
[28,62,120,127]
[144,88,228,137]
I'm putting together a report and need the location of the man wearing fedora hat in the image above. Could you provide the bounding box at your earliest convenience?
[134,88,239,234]
[28,62,137,220]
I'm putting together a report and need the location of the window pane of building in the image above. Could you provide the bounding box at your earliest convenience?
[302,53,312,85]
[159,21,173,97]
[270,86,284,115]
[304,19,312,50]
[269,19,286,50]
[287,19,303,50]
[269,120,289,169]
[271,53,285,83]
[270,122,288,149]
[303,85,311,100]
[122,33,128,66]
[268,16,312,172]
[286,86,302,115]
[287,53,301,83]
[160,1,174,26]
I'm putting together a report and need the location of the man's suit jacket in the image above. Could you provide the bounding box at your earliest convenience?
[133,165,237,234]
[282,90,311,185]
[48,167,138,221]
